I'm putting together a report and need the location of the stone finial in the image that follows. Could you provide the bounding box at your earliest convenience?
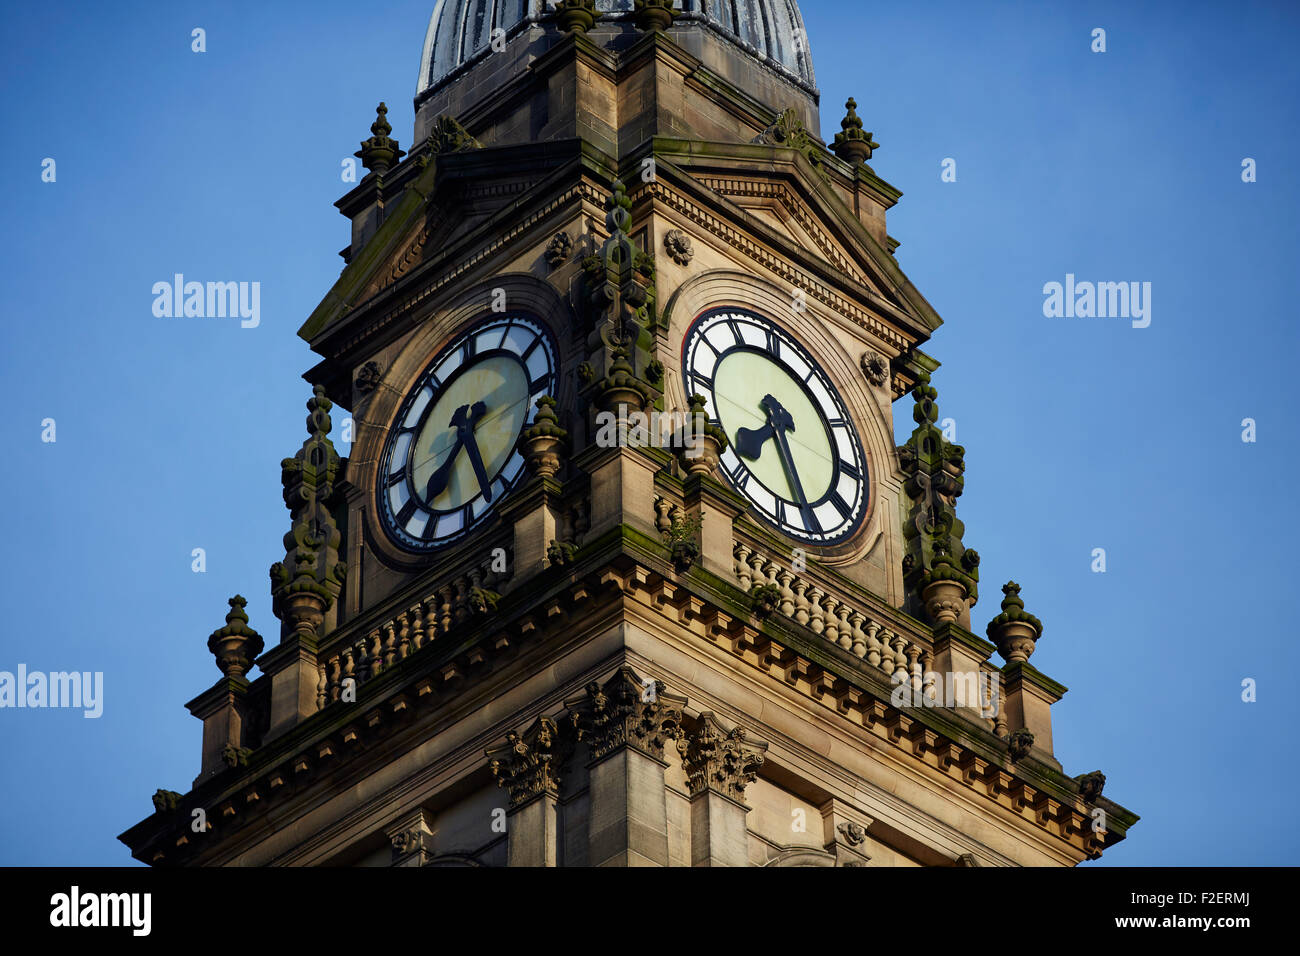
[898,372,980,626]
[519,395,568,478]
[831,98,881,167]
[270,385,347,641]
[567,666,687,762]
[487,716,570,808]
[553,0,601,34]
[634,0,680,32]
[355,102,406,175]
[207,596,265,679]
[678,393,728,477]
[987,582,1044,664]
[677,712,768,801]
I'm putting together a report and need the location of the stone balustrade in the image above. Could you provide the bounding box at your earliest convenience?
[319,547,512,706]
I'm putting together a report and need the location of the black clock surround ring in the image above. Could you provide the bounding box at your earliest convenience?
[377,313,557,553]
[682,307,870,547]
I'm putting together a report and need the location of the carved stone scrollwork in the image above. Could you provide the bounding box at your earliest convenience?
[567,666,686,762]
[663,229,694,266]
[1076,770,1107,804]
[546,231,573,268]
[1007,729,1035,762]
[837,822,868,846]
[487,716,570,808]
[860,351,889,389]
[355,360,382,395]
[677,712,768,801]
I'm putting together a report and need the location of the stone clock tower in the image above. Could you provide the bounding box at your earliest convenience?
[121,0,1136,867]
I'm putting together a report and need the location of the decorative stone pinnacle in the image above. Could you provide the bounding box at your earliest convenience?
[831,98,881,167]
[554,0,601,35]
[898,372,979,625]
[355,102,406,175]
[987,582,1044,664]
[271,387,346,641]
[634,0,679,32]
[207,595,265,679]
[677,713,768,801]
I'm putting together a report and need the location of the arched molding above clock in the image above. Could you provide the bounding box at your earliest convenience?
[347,273,573,569]
[662,269,893,568]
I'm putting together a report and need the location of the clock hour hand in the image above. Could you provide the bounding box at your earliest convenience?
[422,401,490,503]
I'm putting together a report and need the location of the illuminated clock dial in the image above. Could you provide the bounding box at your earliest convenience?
[682,308,868,546]
[378,315,556,551]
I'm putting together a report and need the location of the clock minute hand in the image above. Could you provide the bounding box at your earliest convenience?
[760,395,817,530]
[456,401,493,502]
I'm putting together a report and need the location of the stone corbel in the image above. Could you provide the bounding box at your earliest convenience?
[387,808,435,867]
[819,798,874,867]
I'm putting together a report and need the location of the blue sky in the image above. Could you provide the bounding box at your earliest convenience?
[0,0,1296,865]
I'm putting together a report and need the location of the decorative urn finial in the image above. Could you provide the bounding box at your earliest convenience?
[554,0,601,34]
[355,102,406,175]
[680,393,728,477]
[207,596,264,679]
[519,396,568,479]
[634,0,680,32]
[987,582,1043,664]
[831,98,881,168]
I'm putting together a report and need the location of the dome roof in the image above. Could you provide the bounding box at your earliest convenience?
[417,0,816,96]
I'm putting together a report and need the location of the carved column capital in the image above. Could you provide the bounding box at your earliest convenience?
[567,666,686,763]
[487,716,571,808]
[677,712,767,802]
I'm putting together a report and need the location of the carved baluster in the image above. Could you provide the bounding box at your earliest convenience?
[920,649,936,704]
[892,633,910,685]
[848,612,867,658]
[836,604,853,651]
[315,665,327,710]
[341,644,356,690]
[748,551,766,589]
[573,499,590,541]
[876,627,893,674]
[907,644,923,694]
[655,497,674,534]
[438,585,454,637]
[734,544,753,591]
[807,586,825,635]
[792,578,810,626]
[396,614,411,661]
[453,577,469,624]
[822,595,840,644]
[762,557,780,587]
[409,602,427,652]
[776,569,795,617]
[327,655,341,702]
[381,621,397,667]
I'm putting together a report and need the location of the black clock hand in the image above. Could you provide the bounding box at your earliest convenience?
[423,402,484,503]
[423,428,465,504]
[759,396,817,530]
[457,401,493,502]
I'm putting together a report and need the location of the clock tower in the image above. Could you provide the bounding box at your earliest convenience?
[122,0,1135,867]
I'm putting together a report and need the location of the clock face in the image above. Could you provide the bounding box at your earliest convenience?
[682,308,869,546]
[378,315,557,552]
